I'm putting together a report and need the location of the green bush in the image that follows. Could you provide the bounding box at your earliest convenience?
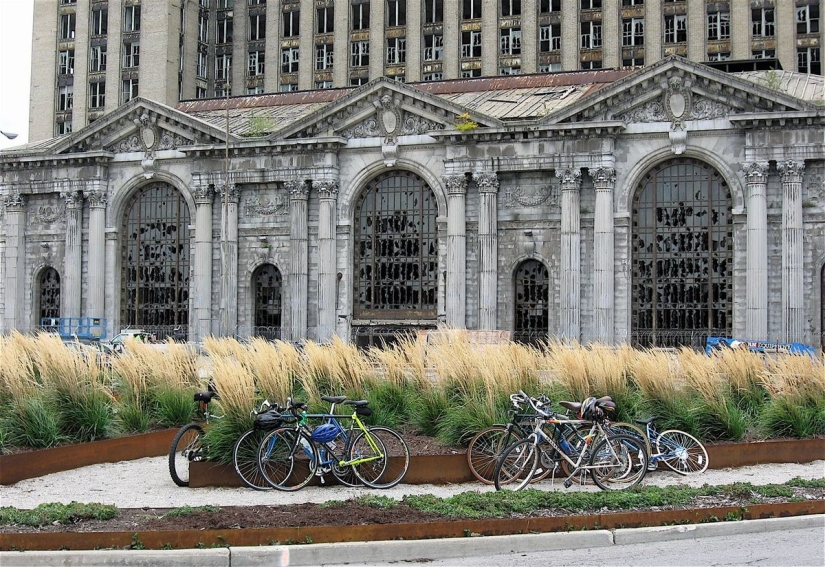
[5,396,63,448]
[154,387,195,428]
[114,400,151,435]
[56,388,113,443]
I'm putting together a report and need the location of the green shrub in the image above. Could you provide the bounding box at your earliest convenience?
[203,413,254,464]
[154,387,195,428]
[114,400,151,434]
[6,396,63,448]
[759,397,823,438]
[56,388,113,443]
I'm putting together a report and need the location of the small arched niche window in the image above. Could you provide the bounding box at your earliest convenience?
[514,259,549,346]
[252,263,282,341]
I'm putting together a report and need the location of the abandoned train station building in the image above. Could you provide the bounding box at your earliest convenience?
[1,57,824,349]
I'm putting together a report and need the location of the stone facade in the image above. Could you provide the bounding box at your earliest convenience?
[4,58,825,349]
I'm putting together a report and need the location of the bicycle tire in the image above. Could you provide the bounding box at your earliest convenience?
[233,428,274,490]
[325,432,361,487]
[493,438,538,492]
[466,425,524,485]
[257,428,317,491]
[657,429,709,475]
[347,429,389,487]
[168,423,204,487]
[559,425,594,485]
[589,434,648,491]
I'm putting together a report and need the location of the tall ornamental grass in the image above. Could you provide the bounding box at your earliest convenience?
[760,354,825,438]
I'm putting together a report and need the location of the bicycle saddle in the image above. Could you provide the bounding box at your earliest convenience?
[343,400,369,407]
[322,395,348,404]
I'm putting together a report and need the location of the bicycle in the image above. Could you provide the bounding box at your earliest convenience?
[168,387,220,487]
[257,397,411,491]
[493,395,648,492]
[231,400,290,490]
[466,392,558,484]
[631,417,709,474]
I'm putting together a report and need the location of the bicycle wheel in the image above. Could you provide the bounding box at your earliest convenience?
[559,425,593,485]
[326,433,361,487]
[466,426,523,485]
[589,434,648,491]
[168,423,204,487]
[657,429,709,475]
[347,429,389,487]
[607,422,655,471]
[233,428,274,490]
[257,428,317,491]
[493,438,538,492]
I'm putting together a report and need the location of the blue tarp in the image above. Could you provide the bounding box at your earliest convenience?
[705,336,817,357]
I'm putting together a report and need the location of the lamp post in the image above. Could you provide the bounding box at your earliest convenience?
[1,131,18,140]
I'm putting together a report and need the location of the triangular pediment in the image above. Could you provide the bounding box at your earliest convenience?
[51,98,231,155]
[274,78,502,140]
[542,56,813,126]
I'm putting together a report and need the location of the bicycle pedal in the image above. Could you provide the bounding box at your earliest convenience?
[563,478,573,489]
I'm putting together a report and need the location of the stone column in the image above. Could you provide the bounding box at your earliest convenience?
[444,174,467,328]
[193,183,214,342]
[288,180,309,342]
[442,0,460,79]
[558,168,582,341]
[592,167,615,344]
[744,162,769,340]
[61,188,83,319]
[219,182,239,337]
[475,171,499,330]
[778,160,805,343]
[315,179,339,342]
[85,185,107,321]
[3,192,27,332]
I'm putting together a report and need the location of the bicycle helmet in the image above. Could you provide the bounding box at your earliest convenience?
[580,396,604,421]
[254,409,283,431]
[310,423,341,443]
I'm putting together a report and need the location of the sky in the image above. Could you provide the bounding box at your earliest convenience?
[0,0,34,150]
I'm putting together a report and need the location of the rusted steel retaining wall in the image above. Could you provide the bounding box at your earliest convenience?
[0,429,178,485]
[1,501,822,551]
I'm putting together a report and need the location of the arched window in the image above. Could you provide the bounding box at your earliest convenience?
[121,182,191,339]
[631,159,732,348]
[353,171,438,348]
[39,267,61,326]
[514,259,549,346]
[252,264,282,341]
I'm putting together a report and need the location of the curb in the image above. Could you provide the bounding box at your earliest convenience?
[1,515,821,567]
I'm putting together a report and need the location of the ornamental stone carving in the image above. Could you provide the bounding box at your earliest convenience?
[443,175,468,195]
[504,184,558,208]
[85,189,109,208]
[591,167,616,189]
[556,168,582,189]
[286,180,309,199]
[617,101,667,123]
[473,172,499,193]
[244,195,289,217]
[743,162,770,182]
[400,115,444,135]
[218,182,240,203]
[343,117,380,139]
[61,189,83,207]
[778,160,805,183]
[313,179,339,197]
[36,203,64,223]
[192,184,215,204]
[4,192,26,209]
[806,170,825,205]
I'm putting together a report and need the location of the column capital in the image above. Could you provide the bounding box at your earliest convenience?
[85,189,109,208]
[192,184,215,205]
[3,191,26,210]
[62,189,83,207]
[218,181,240,203]
[443,174,468,196]
[778,160,805,183]
[473,171,499,193]
[743,162,770,181]
[313,179,339,198]
[557,167,582,189]
[591,167,616,190]
[286,180,309,200]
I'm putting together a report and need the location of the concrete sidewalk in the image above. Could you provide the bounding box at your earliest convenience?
[2,514,821,566]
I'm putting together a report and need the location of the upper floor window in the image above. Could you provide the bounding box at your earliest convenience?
[664,14,687,43]
[282,46,299,73]
[622,17,644,46]
[248,50,265,75]
[283,10,300,37]
[58,49,75,75]
[352,1,370,29]
[752,49,775,59]
[797,5,820,34]
[622,0,643,5]
[60,0,77,4]
[351,40,369,66]
[60,13,76,40]
[56,120,73,135]
[752,8,775,37]
[123,41,140,67]
[539,24,561,52]
[387,37,406,64]
[540,0,560,12]
[707,11,730,40]
[581,0,601,8]
[463,0,481,19]
[249,14,266,40]
[387,0,406,27]
[196,86,207,99]
[217,16,234,43]
[124,6,141,32]
[198,13,209,42]
[462,30,482,57]
[58,85,73,111]
[122,78,139,104]
[424,0,443,23]
[501,0,520,16]
[91,8,108,36]
[424,34,443,61]
[215,53,232,79]
[581,20,602,49]
[500,28,521,55]
[316,43,334,69]
[248,0,265,4]
[798,47,821,74]
[217,0,234,7]
[317,6,334,33]
[90,45,107,72]
[89,82,106,108]
[197,51,208,77]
